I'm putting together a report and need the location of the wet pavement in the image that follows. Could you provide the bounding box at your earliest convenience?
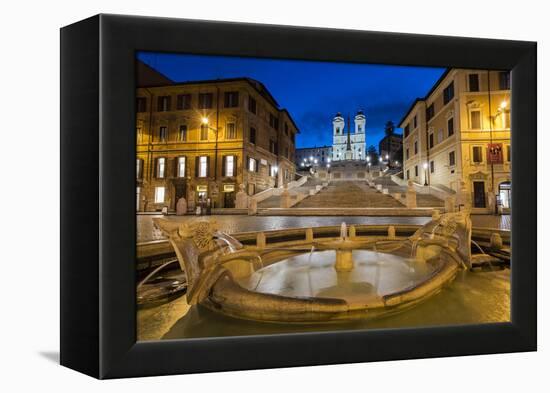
[137,214,510,243]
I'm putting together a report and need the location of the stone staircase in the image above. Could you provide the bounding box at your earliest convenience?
[372,175,445,208]
[293,180,404,208]
[257,178,325,208]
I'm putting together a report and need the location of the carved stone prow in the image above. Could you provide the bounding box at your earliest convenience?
[153,218,262,305]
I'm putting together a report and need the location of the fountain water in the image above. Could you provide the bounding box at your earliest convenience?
[153,212,473,323]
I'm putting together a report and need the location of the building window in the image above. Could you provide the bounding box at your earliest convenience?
[430,160,435,173]
[404,124,410,138]
[443,82,454,105]
[248,96,256,114]
[176,94,191,110]
[414,140,418,155]
[449,151,456,166]
[468,74,480,92]
[226,123,236,139]
[224,91,239,108]
[198,156,208,178]
[413,115,417,129]
[136,97,147,112]
[506,145,511,162]
[284,123,289,135]
[270,164,277,177]
[406,170,410,180]
[269,113,279,130]
[249,127,256,144]
[405,148,409,160]
[224,156,235,177]
[447,117,454,136]
[414,165,418,177]
[248,157,257,172]
[429,133,434,149]
[426,104,435,121]
[156,157,166,178]
[178,125,187,141]
[136,158,143,179]
[159,126,167,142]
[499,71,511,90]
[438,129,444,144]
[501,110,510,129]
[198,93,213,109]
[200,124,208,141]
[177,157,186,177]
[154,187,165,203]
[470,109,482,129]
[157,96,171,112]
[269,140,277,154]
[136,126,143,143]
[472,146,483,163]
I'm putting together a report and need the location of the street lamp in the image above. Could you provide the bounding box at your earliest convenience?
[201,117,209,125]
[423,162,429,186]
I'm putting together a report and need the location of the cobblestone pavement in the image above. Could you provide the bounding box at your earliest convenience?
[136,214,511,243]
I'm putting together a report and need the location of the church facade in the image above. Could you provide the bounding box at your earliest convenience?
[332,111,366,161]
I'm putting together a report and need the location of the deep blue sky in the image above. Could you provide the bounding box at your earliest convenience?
[138,52,445,149]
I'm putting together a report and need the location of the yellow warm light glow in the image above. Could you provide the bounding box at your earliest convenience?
[500,101,507,109]
[201,117,209,125]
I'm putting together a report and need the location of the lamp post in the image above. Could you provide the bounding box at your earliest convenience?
[423,162,429,186]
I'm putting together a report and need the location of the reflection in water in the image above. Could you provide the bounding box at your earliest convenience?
[236,250,440,305]
[137,268,510,341]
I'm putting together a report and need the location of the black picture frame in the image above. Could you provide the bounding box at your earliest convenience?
[60,14,536,379]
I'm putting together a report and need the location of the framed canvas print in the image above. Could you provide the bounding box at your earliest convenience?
[60,14,536,379]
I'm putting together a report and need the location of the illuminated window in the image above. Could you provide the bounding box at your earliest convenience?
[198,93,213,109]
[136,159,143,179]
[224,156,235,177]
[156,157,166,178]
[198,156,208,178]
[157,96,170,111]
[248,157,257,172]
[154,187,165,203]
[177,157,186,177]
[176,94,191,110]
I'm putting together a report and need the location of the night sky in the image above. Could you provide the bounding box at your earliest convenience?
[138,52,445,149]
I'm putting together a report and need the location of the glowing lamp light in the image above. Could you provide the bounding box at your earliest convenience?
[201,117,209,125]
[366,156,370,162]
[423,162,428,169]
[500,101,507,109]
[327,164,331,168]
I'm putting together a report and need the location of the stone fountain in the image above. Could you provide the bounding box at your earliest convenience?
[153,211,473,323]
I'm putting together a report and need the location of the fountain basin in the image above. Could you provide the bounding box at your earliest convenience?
[153,212,471,324]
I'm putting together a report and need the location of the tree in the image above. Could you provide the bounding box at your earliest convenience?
[384,120,395,136]
[367,145,379,165]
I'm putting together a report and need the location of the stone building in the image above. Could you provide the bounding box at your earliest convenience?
[295,146,332,168]
[378,133,403,163]
[136,72,298,212]
[399,68,511,213]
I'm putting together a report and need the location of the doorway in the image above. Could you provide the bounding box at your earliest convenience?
[224,192,236,208]
[499,181,511,209]
[473,181,486,208]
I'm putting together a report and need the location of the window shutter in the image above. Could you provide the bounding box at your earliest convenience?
[166,96,172,111]
[222,155,226,177]
[255,158,259,173]
[154,158,158,178]
[173,157,179,178]
[195,156,199,178]
[206,156,211,177]
[246,156,250,172]
[233,156,238,177]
